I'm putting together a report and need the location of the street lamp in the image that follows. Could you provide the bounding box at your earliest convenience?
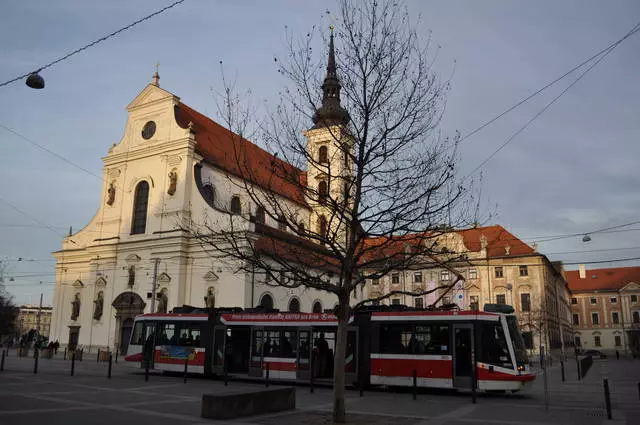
[25,72,45,89]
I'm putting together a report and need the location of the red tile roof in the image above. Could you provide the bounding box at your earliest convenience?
[457,225,536,258]
[174,102,308,207]
[565,266,640,292]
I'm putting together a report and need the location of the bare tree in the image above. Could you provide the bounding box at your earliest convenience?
[187,0,477,421]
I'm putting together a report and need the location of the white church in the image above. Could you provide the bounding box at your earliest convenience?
[49,33,366,353]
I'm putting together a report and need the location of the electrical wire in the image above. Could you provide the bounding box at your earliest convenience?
[459,21,640,144]
[465,23,640,178]
[0,0,188,89]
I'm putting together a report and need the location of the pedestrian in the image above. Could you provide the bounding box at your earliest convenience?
[615,350,620,360]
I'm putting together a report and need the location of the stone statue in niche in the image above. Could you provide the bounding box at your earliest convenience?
[127,266,135,287]
[204,287,215,309]
[93,291,104,320]
[71,293,81,320]
[167,170,177,196]
[157,290,168,314]
[106,181,116,206]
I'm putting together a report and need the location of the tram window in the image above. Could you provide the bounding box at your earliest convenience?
[282,331,297,357]
[480,323,512,368]
[252,330,263,357]
[298,331,310,359]
[264,330,281,357]
[158,323,177,345]
[415,324,450,355]
[380,324,412,354]
[132,322,145,345]
[178,324,202,347]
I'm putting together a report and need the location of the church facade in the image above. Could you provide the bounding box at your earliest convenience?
[48,68,348,352]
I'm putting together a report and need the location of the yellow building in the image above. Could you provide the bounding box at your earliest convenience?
[16,304,52,339]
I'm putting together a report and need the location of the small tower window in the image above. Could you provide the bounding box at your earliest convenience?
[318,181,328,205]
[202,184,215,206]
[318,215,327,243]
[131,181,150,234]
[318,145,328,164]
[230,196,242,214]
[255,206,266,224]
[278,215,286,231]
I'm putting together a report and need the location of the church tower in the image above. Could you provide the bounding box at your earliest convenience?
[304,28,354,246]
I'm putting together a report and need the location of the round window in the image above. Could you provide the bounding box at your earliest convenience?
[141,121,156,140]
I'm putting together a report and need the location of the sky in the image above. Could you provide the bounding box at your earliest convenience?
[0,0,639,306]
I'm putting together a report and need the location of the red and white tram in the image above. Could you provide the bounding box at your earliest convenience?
[125,304,534,392]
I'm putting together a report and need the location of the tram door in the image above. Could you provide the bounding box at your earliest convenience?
[453,324,474,389]
[345,327,358,384]
[296,328,312,380]
[212,326,226,375]
[248,327,264,377]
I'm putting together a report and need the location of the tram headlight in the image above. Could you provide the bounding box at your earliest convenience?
[517,365,525,372]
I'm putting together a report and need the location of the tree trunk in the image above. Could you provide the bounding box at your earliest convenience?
[332,315,348,423]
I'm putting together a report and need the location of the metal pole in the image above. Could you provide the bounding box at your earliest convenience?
[71,352,75,376]
[471,325,477,405]
[115,350,118,364]
[33,347,39,374]
[412,368,417,400]
[576,354,581,380]
[36,293,42,343]
[265,362,270,387]
[183,357,188,384]
[150,258,159,313]
[310,353,314,393]
[542,346,549,411]
[1,349,5,371]
[64,347,67,360]
[108,353,112,379]
[604,378,612,420]
[145,361,149,382]
[97,349,100,363]
[223,356,228,386]
[561,360,565,382]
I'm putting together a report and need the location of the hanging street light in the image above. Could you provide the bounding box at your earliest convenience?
[25,72,45,89]
[582,234,592,242]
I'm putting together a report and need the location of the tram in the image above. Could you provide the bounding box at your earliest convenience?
[125,304,535,392]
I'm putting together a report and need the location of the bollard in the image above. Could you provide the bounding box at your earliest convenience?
[561,361,565,382]
[576,356,581,381]
[71,352,75,376]
[637,382,640,400]
[97,349,100,363]
[265,362,270,388]
[359,379,363,397]
[223,361,228,386]
[604,378,612,420]
[115,350,118,364]
[108,354,112,379]
[1,349,5,371]
[145,362,149,382]
[64,347,67,361]
[183,358,188,384]
[412,369,417,400]
[309,355,314,394]
[80,348,84,361]
[33,348,39,374]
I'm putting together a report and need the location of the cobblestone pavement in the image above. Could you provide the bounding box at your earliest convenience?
[0,348,639,425]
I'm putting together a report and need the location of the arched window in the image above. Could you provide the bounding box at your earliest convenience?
[312,301,323,313]
[131,181,150,234]
[318,145,328,164]
[255,206,266,224]
[318,181,328,205]
[298,222,305,235]
[230,196,242,214]
[277,215,286,231]
[260,293,274,310]
[634,311,640,324]
[288,298,300,313]
[318,215,327,243]
[202,183,215,206]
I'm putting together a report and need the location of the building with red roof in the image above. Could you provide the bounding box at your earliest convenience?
[566,266,640,355]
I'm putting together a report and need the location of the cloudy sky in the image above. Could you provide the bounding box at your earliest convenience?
[1,0,639,305]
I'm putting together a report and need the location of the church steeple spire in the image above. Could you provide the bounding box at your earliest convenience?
[312,26,350,128]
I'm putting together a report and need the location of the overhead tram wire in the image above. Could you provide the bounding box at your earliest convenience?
[464,23,640,180]
[458,20,640,145]
[0,0,188,89]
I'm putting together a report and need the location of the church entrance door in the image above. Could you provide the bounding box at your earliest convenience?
[112,292,146,355]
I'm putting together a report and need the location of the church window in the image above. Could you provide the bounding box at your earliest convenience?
[255,206,266,224]
[288,298,300,312]
[318,181,328,205]
[318,215,327,242]
[202,183,215,206]
[141,121,156,140]
[278,215,286,231]
[131,181,149,234]
[313,301,323,313]
[319,145,328,164]
[298,222,305,235]
[230,196,241,214]
[260,293,274,310]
